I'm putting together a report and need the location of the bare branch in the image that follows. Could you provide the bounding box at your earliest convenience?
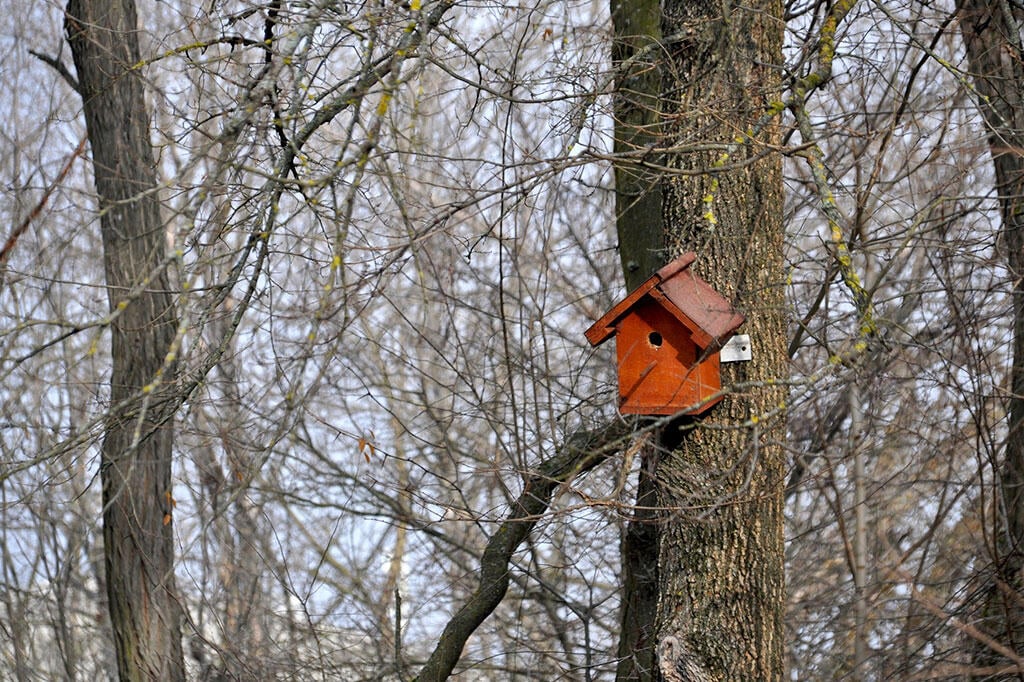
[414,419,637,682]
[28,50,79,93]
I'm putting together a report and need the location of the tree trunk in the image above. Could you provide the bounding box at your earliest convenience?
[958,0,1024,665]
[65,2,185,679]
[609,2,667,677]
[616,447,662,680]
[612,0,787,678]
[610,0,665,292]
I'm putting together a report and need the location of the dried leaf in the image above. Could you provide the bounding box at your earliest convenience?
[358,436,372,463]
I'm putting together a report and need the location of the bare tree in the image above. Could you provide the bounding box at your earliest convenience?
[606,0,788,676]
[65,0,185,678]
[959,0,1024,668]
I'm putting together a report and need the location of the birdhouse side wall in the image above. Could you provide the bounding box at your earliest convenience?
[614,301,723,415]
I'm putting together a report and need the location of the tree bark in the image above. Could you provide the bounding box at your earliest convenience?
[656,2,786,678]
[958,0,1024,666]
[615,444,662,680]
[610,0,666,292]
[609,2,666,677]
[612,0,787,678]
[65,2,185,679]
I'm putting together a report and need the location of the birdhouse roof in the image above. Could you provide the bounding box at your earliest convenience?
[584,252,745,349]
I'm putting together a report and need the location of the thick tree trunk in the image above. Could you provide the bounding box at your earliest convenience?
[612,0,786,679]
[958,0,1024,665]
[65,2,185,680]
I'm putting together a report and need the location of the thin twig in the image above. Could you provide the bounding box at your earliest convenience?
[1,135,88,289]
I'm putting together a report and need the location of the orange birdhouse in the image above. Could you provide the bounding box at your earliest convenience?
[585,252,745,415]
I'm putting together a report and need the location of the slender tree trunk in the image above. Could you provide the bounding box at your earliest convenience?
[616,446,662,680]
[851,380,869,677]
[959,0,1024,665]
[612,0,786,678]
[610,0,665,292]
[609,2,667,677]
[65,2,185,679]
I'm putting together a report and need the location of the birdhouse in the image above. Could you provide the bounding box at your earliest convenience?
[585,252,745,415]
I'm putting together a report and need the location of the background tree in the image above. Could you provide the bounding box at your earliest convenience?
[782,0,1015,676]
[65,0,185,678]
[958,0,1024,668]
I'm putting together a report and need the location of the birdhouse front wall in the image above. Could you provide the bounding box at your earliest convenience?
[614,300,723,415]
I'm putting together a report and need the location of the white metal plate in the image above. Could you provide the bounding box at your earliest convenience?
[720,334,752,363]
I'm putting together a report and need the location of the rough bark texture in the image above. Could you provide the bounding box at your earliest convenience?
[613,0,786,678]
[65,2,185,680]
[958,0,1024,665]
[655,1,786,678]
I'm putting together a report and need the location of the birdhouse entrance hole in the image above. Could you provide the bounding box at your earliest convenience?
[648,331,663,347]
